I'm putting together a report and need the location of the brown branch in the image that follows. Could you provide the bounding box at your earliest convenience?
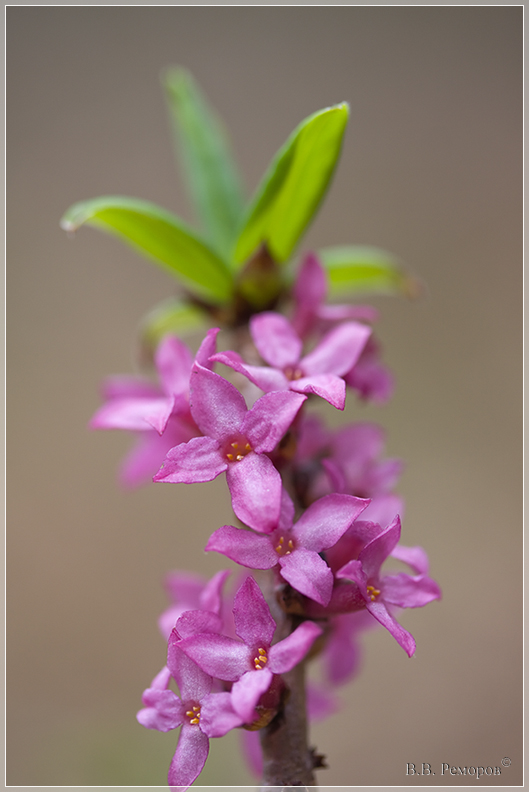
[257,572,320,789]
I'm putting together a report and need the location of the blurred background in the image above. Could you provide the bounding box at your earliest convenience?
[7,6,522,788]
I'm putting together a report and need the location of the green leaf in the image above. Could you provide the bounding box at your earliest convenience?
[319,245,418,297]
[61,196,233,304]
[233,103,349,267]
[163,67,245,258]
[140,298,205,350]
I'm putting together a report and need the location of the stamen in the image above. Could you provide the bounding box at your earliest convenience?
[224,437,252,462]
[186,705,201,724]
[366,585,381,601]
[254,647,268,670]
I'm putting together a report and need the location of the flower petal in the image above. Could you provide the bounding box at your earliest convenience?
[359,515,401,581]
[168,723,209,790]
[242,391,306,453]
[227,454,282,532]
[293,493,370,552]
[167,641,212,702]
[292,252,327,337]
[177,633,250,682]
[153,436,226,483]
[137,688,185,732]
[382,573,441,608]
[120,417,199,488]
[250,312,302,368]
[290,374,346,410]
[279,549,334,606]
[268,620,322,674]
[155,335,193,397]
[233,576,276,648]
[199,569,231,614]
[175,610,223,639]
[194,327,220,369]
[200,691,244,737]
[90,396,172,432]
[230,668,273,722]
[390,544,429,574]
[211,351,288,393]
[206,525,277,569]
[366,599,416,657]
[301,322,371,377]
[190,365,247,439]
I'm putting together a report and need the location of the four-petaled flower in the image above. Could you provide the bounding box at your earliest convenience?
[206,489,370,606]
[153,361,306,532]
[137,647,244,791]
[90,330,219,487]
[176,576,322,721]
[212,311,371,410]
[336,515,441,656]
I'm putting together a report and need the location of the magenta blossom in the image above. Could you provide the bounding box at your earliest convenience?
[154,363,306,531]
[137,646,244,791]
[336,515,441,656]
[344,335,394,404]
[206,489,370,606]
[294,416,402,503]
[212,311,371,410]
[158,569,231,640]
[292,251,379,339]
[176,577,322,721]
[90,330,219,487]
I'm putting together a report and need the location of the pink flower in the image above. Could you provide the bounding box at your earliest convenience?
[336,515,441,656]
[137,647,243,791]
[158,569,231,640]
[344,335,394,404]
[292,252,379,339]
[176,577,322,721]
[206,489,370,606]
[90,330,219,486]
[212,311,371,410]
[154,363,306,532]
[294,415,402,503]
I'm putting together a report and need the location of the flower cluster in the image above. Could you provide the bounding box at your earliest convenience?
[92,252,441,789]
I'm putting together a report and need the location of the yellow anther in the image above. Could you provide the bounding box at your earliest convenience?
[258,648,265,654]
[288,540,294,549]
[366,585,381,601]
[259,655,267,664]
[231,441,239,448]
[192,706,200,712]
[236,454,244,461]
[227,453,234,461]
[245,443,251,451]
[185,710,195,717]
[190,717,200,724]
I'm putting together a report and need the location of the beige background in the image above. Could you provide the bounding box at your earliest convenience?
[7,6,522,788]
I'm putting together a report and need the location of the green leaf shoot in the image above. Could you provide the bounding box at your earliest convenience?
[163,67,245,259]
[232,103,349,267]
[319,245,419,297]
[61,196,233,305]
